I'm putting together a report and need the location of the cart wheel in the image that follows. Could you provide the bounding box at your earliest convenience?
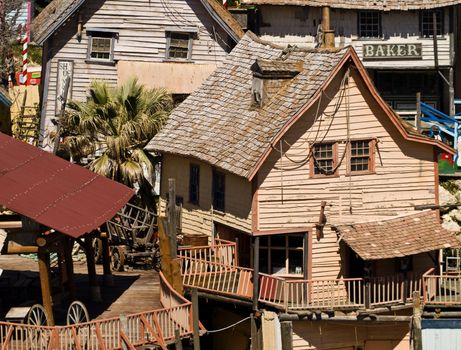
[111,247,125,272]
[66,301,89,325]
[27,304,48,326]
[92,238,103,264]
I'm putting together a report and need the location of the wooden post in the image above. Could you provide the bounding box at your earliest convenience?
[253,236,260,311]
[168,178,178,259]
[38,248,55,326]
[303,232,309,304]
[281,321,293,350]
[250,314,261,350]
[192,288,201,350]
[416,92,421,133]
[84,238,101,302]
[64,238,75,301]
[174,329,183,350]
[432,11,439,70]
[101,234,113,286]
[411,291,422,350]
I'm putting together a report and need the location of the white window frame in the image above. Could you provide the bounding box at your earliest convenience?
[87,30,116,63]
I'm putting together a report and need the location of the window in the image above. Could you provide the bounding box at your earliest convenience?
[260,235,304,275]
[87,32,115,61]
[420,9,443,38]
[349,140,375,174]
[166,32,193,60]
[212,169,225,212]
[311,142,337,176]
[358,11,382,38]
[189,164,200,205]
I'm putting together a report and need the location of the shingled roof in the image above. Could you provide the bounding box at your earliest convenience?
[31,0,244,45]
[240,0,461,10]
[146,32,453,180]
[333,211,460,260]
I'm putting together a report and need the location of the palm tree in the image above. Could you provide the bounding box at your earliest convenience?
[60,78,173,204]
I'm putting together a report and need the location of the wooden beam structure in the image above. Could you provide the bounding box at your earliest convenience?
[37,247,54,326]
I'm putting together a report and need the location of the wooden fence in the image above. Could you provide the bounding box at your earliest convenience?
[423,267,461,305]
[0,272,193,349]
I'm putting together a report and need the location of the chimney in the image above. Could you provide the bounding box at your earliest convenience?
[250,59,303,107]
[322,6,335,48]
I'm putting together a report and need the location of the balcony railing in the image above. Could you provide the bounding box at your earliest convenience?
[177,243,424,312]
[178,238,237,267]
[423,268,461,305]
[0,272,194,349]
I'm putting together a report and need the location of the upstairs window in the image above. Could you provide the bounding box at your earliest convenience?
[349,140,375,174]
[358,11,382,38]
[420,9,443,37]
[311,142,337,176]
[87,31,115,61]
[166,31,194,60]
[212,169,225,212]
[189,164,200,205]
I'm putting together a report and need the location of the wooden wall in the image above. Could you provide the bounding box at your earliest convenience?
[255,67,436,280]
[258,6,454,68]
[292,320,410,350]
[160,154,253,238]
[40,0,231,146]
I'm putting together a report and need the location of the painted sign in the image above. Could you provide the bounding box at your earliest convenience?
[56,60,73,112]
[363,43,422,60]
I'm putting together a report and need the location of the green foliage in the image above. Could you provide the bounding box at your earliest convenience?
[60,78,173,204]
[441,180,460,196]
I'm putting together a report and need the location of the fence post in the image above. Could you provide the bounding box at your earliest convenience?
[284,282,289,312]
[175,329,183,350]
[411,291,422,350]
[281,321,293,350]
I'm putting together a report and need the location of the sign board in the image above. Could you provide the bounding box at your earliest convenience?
[363,43,422,60]
[56,60,73,112]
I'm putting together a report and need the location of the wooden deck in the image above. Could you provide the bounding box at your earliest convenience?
[0,254,161,323]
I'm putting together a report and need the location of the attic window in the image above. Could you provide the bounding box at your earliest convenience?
[87,31,115,62]
[165,29,197,61]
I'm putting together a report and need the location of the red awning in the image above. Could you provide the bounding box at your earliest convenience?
[0,133,134,238]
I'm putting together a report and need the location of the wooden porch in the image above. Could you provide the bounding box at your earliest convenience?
[178,239,448,313]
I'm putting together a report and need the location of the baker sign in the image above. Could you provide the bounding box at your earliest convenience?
[363,43,422,60]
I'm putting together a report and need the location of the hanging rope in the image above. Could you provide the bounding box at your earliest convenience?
[205,316,252,334]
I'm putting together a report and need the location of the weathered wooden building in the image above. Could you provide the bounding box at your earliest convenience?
[31,0,244,147]
[239,0,461,121]
[146,32,460,349]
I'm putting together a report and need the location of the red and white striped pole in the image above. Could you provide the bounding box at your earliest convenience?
[21,0,31,85]
[223,0,228,8]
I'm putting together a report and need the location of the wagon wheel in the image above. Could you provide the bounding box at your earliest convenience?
[27,304,48,326]
[66,301,90,325]
[92,238,103,264]
[26,304,50,349]
[111,247,125,272]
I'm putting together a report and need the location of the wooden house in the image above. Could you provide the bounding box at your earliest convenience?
[146,32,460,349]
[239,0,461,121]
[31,0,244,147]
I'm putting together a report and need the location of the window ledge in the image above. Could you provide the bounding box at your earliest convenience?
[310,174,340,179]
[85,59,117,66]
[163,58,194,64]
[346,171,376,176]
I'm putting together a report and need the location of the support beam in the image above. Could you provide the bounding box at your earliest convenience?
[101,234,113,286]
[281,321,293,350]
[192,288,201,350]
[84,238,101,302]
[38,248,54,326]
[5,243,38,254]
[252,236,260,311]
[64,238,75,302]
[411,292,422,350]
[168,178,178,259]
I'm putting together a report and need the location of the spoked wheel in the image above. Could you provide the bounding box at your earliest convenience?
[111,247,125,272]
[26,304,50,349]
[66,301,90,325]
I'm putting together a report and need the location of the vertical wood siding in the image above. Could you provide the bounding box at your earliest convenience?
[258,6,453,68]
[160,154,253,237]
[41,0,231,143]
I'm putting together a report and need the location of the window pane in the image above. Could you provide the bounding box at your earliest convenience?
[168,32,190,59]
[189,164,199,204]
[260,248,269,274]
[270,235,286,248]
[313,143,334,175]
[288,250,304,274]
[351,140,371,173]
[359,11,381,37]
[421,10,443,37]
[90,36,111,60]
[271,249,286,274]
[289,235,304,248]
[212,170,225,211]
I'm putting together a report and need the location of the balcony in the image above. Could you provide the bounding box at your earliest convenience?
[178,240,429,312]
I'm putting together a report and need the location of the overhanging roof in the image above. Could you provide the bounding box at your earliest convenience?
[0,133,134,238]
[333,210,460,261]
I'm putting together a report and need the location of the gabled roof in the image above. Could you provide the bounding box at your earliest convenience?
[146,32,453,180]
[240,0,461,11]
[333,210,460,260]
[31,0,244,45]
[0,133,133,238]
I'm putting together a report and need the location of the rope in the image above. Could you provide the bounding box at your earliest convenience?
[206,316,252,334]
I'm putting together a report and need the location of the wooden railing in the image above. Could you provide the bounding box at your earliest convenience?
[0,272,194,349]
[423,268,461,305]
[369,272,422,307]
[178,238,237,267]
